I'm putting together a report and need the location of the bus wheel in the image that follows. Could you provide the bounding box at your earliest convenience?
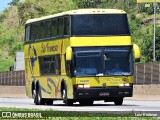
[35,88,45,105]
[79,100,94,106]
[33,89,36,103]
[62,88,73,106]
[45,99,53,105]
[114,98,123,106]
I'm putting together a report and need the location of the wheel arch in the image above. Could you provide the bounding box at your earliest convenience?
[35,80,40,91]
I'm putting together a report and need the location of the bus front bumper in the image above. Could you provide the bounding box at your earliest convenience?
[74,87,133,100]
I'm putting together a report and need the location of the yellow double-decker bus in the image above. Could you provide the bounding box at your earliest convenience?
[24,9,140,106]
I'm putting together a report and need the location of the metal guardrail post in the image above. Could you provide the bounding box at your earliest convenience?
[159,62,160,84]
[144,63,145,84]
[136,64,138,84]
[151,63,153,85]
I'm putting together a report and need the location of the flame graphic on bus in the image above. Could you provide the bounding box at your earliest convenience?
[40,78,61,98]
[28,45,37,78]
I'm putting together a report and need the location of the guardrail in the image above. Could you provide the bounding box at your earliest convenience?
[134,62,160,84]
[0,62,160,86]
[0,70,25,86]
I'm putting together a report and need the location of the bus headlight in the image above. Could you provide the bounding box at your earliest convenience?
[83,84,90,88]
[119,84,124,87]
[74,84,90,88]
[124,83,130,86]
[119,83,130,87]
[78,85,84,88]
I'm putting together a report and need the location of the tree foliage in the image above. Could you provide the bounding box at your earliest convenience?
[0,0,160,63]
[8,0,20,6]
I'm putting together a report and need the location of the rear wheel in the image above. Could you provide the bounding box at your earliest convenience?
[33,89,36,103]
[62,87,73,106]
[114,98,123,106]
[35,88,45,105]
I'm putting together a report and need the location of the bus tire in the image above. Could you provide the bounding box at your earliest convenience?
[35,88,45,105]
[114,97,123,106]
[62,87,73,106]
[79,100,94,106]
[33,89,36,103]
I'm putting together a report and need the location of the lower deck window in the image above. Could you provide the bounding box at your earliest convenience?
[39,55,60,75]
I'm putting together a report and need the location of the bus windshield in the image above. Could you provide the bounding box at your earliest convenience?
[71,14,130,36]
[73,47,133,77]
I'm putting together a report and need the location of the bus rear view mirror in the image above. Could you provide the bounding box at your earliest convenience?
[66,46,73,62]
[133,44,140,62]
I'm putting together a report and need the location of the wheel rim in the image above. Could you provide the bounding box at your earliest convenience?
[38,92,41,104]
[33,90,36,99]
[62,89,66,100]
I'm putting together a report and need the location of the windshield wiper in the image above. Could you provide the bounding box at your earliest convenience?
[113,72,131,75]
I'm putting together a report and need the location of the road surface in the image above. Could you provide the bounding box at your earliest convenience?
[0,98,160,112]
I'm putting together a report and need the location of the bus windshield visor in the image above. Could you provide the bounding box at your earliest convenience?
[71,14,130,36]
[73,47,133,77]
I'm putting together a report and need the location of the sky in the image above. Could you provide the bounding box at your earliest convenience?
[0,0,12,12]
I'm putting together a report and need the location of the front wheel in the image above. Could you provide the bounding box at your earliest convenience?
[114,98,123,106]
[62,88,73,106]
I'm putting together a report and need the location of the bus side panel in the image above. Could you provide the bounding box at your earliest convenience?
[24,45,32,98]
[36,76,61,99]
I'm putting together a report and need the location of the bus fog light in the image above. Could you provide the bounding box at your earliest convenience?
[124,92,129,94]
[79,93,83,96]
[119,92,123,94]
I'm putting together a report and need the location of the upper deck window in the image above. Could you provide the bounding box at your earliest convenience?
[71,14,130,36]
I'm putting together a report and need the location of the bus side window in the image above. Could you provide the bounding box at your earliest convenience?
[39,55,60,75]
[50,57,56,74]
[36,22,41,41]
[55,55,61,75]
[45,20,52,39]
[25,25,30,41]
[58,17,64,37]
[64,16,70,36]
[30,24,35,41]
[34,23,39,41]
[40,22,45,40]
[51,19,58,38]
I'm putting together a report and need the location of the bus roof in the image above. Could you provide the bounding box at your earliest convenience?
[25,9,126,24]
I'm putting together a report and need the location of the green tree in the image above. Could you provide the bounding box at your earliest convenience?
[74,0,101,8]
[155,27,160,61]
[8,0,20,6]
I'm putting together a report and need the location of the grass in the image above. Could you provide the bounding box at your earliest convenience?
[0,107,158,120]
[0,56,13,72]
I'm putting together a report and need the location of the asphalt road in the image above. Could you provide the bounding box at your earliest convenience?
[0,98,160,113]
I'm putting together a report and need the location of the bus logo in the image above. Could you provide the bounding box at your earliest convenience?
[102,83,106,87]
[41,43,58,53]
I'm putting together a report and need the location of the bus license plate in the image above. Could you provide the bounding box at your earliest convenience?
[99,92,109,96]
